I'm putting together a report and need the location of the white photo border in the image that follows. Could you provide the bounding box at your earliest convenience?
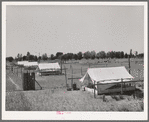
[2,2,148,120]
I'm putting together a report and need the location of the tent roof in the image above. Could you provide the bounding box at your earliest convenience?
[80,66,133,83]
[17,61,29,65]
[38,62,60,70]
[24,62,38,66]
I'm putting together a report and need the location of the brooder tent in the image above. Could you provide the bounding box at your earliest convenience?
[80,66,135,95]
[24,62,38,67]
[17,61,29,66]
[37,62,61,75]
[23,62,38,70]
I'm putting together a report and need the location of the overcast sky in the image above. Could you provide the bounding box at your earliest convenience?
[6,5,144,58]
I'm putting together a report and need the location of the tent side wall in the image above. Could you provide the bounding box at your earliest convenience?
[97,82,136,95]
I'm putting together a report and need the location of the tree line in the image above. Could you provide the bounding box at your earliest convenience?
[6,50,144,62]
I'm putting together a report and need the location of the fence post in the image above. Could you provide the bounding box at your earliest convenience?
[64,66,68,88]
[103,94,105,102]
[61,58,62,74]
[94,81,96,98]
[81,67,82,76]
[11,66,13,73]
[31,72,35,90]
[128,55,131,74]
[121,78,123,94]
[21,67,22,78]
[138,69,140,80]
[71,66,73,90]
[17,67,18,76]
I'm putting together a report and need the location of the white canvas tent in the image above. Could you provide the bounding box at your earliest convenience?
[24,62,38,67]
[80,66,134,94]
[37,62,61,75]
[17,61,29,66]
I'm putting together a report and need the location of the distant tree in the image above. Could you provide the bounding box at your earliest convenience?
[56,52,63,59]
[138,53,144,58]
[120,51,124,58]
[124,53,128,58]
[96,52,100,59]
[38,56,41,61]
[29,55,35,61]
[134,51,138,58]
[67,53,73,60]
[27,52,30,61]
[90,51,96,59]
[115,52,121,58]
[77,52,83,60]
[99,51,106,59]
[6,57,14,62]
[106,51,111,58]
[50,54,54,60]
[73,54,78,60]
[23,56,27,61]
[17,53,23,61]
[110,51,116,58]
[42,53,48,60]
[34,56,38,61]
[84,51,91,59]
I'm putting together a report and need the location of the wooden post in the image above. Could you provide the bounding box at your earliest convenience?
[81,67,82,76]
[121,78,123,94]
[103,94,105,102]
[21,67,22,78]
[94,80,96,98]
[17,67,18,76]
[71,66,73,90]
[138,69,140,80]
[31,72,35,90]
[11,66,13,73]
[64,66,67,88]
[128,55,131,74]
[61,58,62,74]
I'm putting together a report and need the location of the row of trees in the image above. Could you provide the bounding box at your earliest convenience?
[6,50,144,62]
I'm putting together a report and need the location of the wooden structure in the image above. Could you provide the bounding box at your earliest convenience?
[23,72,35,90]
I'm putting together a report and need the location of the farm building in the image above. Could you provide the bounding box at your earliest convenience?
[36,62,61,75]
[17,61,29,66]
[80,66,135,95]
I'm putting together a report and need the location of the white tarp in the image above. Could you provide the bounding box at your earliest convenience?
[38,62,60,70]
[17,61,29,65]
[24,62,38,67]
[80,66,134,84]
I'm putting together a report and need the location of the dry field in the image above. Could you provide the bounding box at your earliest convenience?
[6,58,144,111]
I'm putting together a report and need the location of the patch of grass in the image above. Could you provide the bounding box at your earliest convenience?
[6,91,32,111]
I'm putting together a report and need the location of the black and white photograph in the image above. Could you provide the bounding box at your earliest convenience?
[2,2,148,120]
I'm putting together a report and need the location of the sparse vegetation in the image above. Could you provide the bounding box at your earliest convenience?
[6,58,144,111]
